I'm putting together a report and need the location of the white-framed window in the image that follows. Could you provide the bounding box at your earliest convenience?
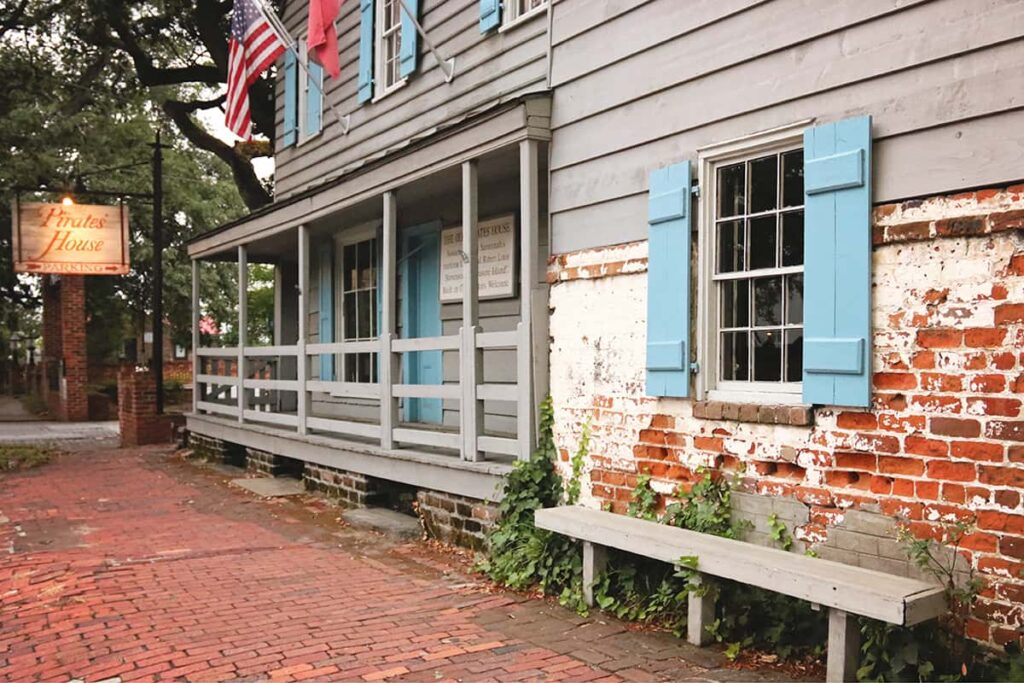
[335,226,379,384]
[502,0,547,28]
[298,37,323,142]
[375,0,405,98]
[696,122,809,405]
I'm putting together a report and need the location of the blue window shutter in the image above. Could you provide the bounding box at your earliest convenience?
[305,59,323,135]
[319,244,334,380]
[646,160,692,398]
[803,115,872,407]
[479,0,500,32]
[357,0,375,103]
[283,48,298,146]
[399,0,419,78]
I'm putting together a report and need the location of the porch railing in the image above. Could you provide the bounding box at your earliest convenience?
[193,321,529,462]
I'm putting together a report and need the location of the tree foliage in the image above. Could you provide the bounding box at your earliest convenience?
[0,4,251,364]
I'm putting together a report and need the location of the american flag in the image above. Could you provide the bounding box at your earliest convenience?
[226,0,288,139]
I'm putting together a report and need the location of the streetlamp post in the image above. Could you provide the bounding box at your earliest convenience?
[151,130,166,414]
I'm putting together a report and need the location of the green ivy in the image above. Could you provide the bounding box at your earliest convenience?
[627,474,658,520]
[477,397,585,611]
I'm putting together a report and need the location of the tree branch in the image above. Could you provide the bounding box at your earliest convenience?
[163,99,271,211]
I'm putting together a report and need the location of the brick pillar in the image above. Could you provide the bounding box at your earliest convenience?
[41,278,62,416]
[119,367,165,446]
[60,276,88,421]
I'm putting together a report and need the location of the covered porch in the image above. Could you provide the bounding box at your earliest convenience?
[186,98,550,501]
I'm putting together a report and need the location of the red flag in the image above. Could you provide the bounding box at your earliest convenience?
[308,0,342,79]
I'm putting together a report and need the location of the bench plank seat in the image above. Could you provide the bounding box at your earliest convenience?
[535,506,949,682]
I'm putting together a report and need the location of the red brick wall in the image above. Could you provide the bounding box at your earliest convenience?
[548,184,1024,646]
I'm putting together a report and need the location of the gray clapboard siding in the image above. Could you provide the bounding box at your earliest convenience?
[549,0,1024,253]
[550,0,929,126]
[551,0,1023,168]
[550,40,1024,215]
[274,0,550,198]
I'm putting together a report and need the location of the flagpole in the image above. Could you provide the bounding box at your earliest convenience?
[253,0,352,135]
[396,0,455,83]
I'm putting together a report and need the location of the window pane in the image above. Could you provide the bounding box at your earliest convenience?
[785,329,803,382]
[344,354,357,382]
[717,163,745,218]
[717,220,745,273]
[753,330,782,381]
[358,240,374,288]
[786,274,803,325]
[748,215,777,271]
[357,352,371,384]
[370,289,378,337]
[344,244,357,291]
[721,331,749,381]
[782,150,804,207]
[357,290,372,338]
[720,280,749,329]
[343,292,357,339]
[781,211,804,267]
[753,276,782,326]
[370,352,378,383]
[749,155,778,213]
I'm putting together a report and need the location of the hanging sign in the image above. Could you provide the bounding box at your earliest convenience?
[11,201,130,275]
[440,214,516,302]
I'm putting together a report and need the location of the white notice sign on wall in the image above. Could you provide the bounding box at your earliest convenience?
[440,215,516,302]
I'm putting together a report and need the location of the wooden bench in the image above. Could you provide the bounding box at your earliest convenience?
[535,506,948,682]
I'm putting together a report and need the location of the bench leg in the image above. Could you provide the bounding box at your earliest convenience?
[582,541,607,607]
[827,608,860,683]
[686,572,715,646]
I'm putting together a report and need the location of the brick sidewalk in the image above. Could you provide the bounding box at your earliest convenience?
[0,446,787,682]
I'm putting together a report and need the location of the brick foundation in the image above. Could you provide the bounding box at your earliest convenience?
[247,449,303,477]
[416,490,498,551]
[187,433,246,465]
[548,183,1024,646]
[303,463,374,507]
[118,368,182,447]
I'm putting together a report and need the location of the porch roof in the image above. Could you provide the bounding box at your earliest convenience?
[189,93,551,260]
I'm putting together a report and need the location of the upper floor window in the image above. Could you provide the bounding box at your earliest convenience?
[699,132,804,403]
[503,0,546,27]
[375,0,404,97]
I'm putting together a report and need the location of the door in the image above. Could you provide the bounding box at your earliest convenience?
[402,222,443,424]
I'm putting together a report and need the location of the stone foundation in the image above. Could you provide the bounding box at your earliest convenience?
[303,462,374,507]
[416,490,498,551]
[247,448,302,477]
[188,432,245,466]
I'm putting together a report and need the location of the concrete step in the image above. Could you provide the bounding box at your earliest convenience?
[231,477,306,498]
[342,507,422,541]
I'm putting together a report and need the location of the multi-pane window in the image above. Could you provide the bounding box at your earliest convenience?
[377,0,402,95]
[340,238,379,383]
[714,149,804,387]
[504,0,546,25]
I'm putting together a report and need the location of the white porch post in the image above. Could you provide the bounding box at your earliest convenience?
[297,225,309,435]
[380,191,398,450]
[191,258,200,413]
[461,160,483,461]
[518,139,539,460]
[237,245,248,423]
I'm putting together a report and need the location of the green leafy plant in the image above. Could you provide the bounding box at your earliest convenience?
[0,445,53,472]
[663,468,748,538]
[565,418,590,506]
[478,397,585,611]
[627,474,658,520]
[767,513,794,551]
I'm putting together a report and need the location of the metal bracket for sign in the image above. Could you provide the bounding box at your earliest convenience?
[690,183,701,199]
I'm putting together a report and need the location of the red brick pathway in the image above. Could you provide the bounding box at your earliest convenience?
[0,446,783,682]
